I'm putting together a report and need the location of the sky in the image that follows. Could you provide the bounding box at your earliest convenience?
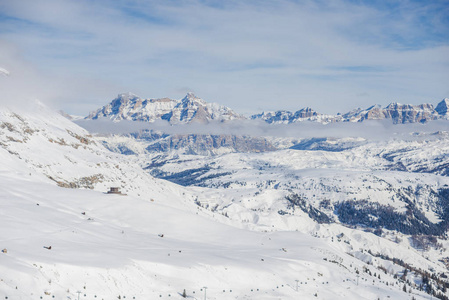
[0,0,448,116]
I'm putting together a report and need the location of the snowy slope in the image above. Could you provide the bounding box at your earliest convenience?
[140,135,449,280]
[0,102,186,198]
[2,172,429,300]
[142,134,449,230]
[1,103,445,299]
[143,146,449,226]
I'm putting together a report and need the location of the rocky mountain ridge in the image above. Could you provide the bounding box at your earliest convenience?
[83,94,449,156]
[87,92,243,124]
[87,93,449,125]
[253,100,449,124]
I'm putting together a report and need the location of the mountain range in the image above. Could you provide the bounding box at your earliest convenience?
[87,92,449,124]
[87,92,243,124]
[81,93,449,156]
[2,97,449,299]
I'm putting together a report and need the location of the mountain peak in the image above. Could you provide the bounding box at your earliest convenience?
[185,92,196,98]
[87,93,242,123]
[436,98,449,116]
[88,94,449,125]
[385,102,403,109]
[181,92,206,106]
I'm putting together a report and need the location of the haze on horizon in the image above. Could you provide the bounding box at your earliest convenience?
[0,0,448,116]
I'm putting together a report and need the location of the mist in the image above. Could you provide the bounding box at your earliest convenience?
[75,118,449,142]
[0,41,54,110]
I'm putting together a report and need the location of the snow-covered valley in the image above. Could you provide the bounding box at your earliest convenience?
[1,99,449,299]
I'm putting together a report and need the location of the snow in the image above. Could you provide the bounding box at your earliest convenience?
[87,93,244,124]
[1,151,423,299]
[0,102,446,299]
[0,176,429,299]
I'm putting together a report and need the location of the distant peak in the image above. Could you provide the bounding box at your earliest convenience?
[386,102,401,108]
[436,98,449,115]
[183,92,199,100]
[366,104,382,110]
[181,92,206,105]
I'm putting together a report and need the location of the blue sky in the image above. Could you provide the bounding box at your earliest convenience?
[0,0,448,115]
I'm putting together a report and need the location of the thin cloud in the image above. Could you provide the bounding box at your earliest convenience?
[0,0,448,115]
[76,118,449,143]
[0,41,51,107]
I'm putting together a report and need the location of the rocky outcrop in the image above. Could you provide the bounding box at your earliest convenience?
[293,107,318,119]
[251,110,293,124]
[87,92,243,124]
[145,134,277,155]
[251,107,321,124]
[253,101,446,124]
[436,98,449,118]
[89,93,448,125]
[354,105,386,121]
[382,103,438,124]
[87,92,177,122]
[344,103,438,124]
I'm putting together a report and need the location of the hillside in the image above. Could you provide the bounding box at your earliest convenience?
[1,102,447,299]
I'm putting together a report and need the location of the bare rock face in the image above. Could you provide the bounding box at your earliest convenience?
[293,107,318,119]
[250,110,293,124]
[436,98,449,118]
[87,92,243,124]
[145,134,277,155]
[359,105,387,121]
[89,93,449,127]
[341,102,440,123]
[251,107,320,124]
[253,100,446,124]
[87,93,178,122]
[382,103,438,124]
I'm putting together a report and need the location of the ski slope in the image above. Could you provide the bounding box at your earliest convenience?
[0,103,443,299]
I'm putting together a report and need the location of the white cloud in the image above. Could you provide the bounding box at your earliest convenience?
[76,118,449,143]
[0,0,448,115]
[0,41,51,107]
